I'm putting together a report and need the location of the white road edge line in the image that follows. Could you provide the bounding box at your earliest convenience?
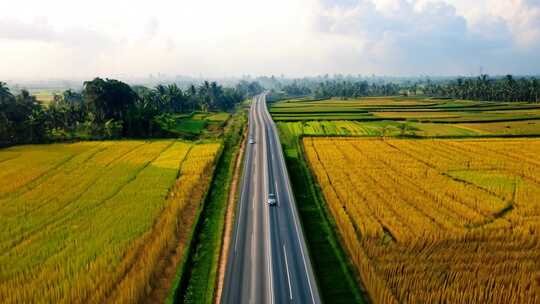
[283,244,293,300]
[234,99,255,253]
[260,97,275,304]
[250,230,256,304]
[252,149,258,210]
[250,99,262,304]
[281,133,317,304]
[264,98,318,304]
[234,182,247,252]
[249,101,259,304]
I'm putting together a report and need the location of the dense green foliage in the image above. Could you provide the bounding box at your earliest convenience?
[281,79,401,98]
[0,83,46,145]
[422,75,540,102]
[0,79,262,146]
[267,75,540,102]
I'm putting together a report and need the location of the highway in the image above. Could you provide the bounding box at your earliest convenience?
[221,94,321,304]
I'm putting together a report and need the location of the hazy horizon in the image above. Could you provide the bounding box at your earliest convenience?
[1,0,539,80]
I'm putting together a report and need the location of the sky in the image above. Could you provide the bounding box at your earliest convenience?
[0,0,539,80]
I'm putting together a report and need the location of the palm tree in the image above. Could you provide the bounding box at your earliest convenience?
[0,82,12,142]
[155,84,168,111]
[187,84,197,112]
[504,75,516,101]
[209,81,223,110]
[532,79,540,102]
[0,82,13,102]
[199,81,211,112]
[479,74,489,100]
[166,84,185,113]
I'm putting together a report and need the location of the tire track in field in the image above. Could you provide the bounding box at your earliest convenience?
[24,142,145,214]
[0,141,183,302]
[49,140,177,233]
[0,153,22,165]
[0,143,107,201]
[0,142,147,252]
[1,141,172,255]
[101,143,196,304]
[442,140,540,184]
[346,141,451,232]
[334,141,417,238]
[379,142,499,229]
[86,140,177,211]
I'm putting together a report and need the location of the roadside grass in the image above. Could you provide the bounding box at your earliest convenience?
[278,128,367,304]
[172,110,246,304]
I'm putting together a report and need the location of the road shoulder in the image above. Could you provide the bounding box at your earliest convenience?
[214,126,247,304]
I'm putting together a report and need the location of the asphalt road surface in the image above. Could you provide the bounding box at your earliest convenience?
[221,94,322,304]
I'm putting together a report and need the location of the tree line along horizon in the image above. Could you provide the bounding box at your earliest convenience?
[1,74,539,146]
[278,74,540,102]
[0,78,263,146]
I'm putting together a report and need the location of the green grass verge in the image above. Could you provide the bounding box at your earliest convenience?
[279,130,368,304]
[172,109,246,304]
[175,119,207,134]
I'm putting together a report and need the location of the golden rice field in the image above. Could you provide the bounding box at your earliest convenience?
[303,137,540,303]
[459,120,540,135]
[0,140,221,303]
[373,111,461,119]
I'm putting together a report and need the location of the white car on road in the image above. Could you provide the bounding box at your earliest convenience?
[248,138,255,144]
[267,193,277,206]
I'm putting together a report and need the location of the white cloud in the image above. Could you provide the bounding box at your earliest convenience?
[0,0,538,79]
[489,0,540,47]
[312,0,539,75]
[0,17,55,41]
[433,0,540,47]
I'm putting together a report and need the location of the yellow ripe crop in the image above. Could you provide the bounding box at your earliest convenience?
[0,140,221,303]
[303,137,540,303]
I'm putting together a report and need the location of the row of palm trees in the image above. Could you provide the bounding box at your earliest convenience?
[421,75,540,102]
[281,80,401,99]
[0,79,262,145]
[278,75,540,102]
[134,82,241,114]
